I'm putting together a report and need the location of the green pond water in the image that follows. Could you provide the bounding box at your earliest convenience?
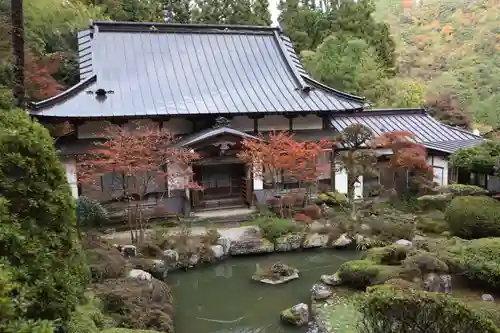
[167,250,361,333]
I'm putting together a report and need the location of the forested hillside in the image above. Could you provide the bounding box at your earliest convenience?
[0,0,498,129]
[374,0,500,130]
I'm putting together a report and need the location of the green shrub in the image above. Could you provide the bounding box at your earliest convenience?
[357,286,500,333]
[416,193,453,211]
[363,245,410,265]
[256,216,300,242]
[66,295,107,333]
[438,238,500,289]
[437,184,489,196]
[416,215,448,234]
[0,110,88,322]
[0,259,56,333]
[384,278,420,290]
[445,196,500,239]
[402,252,449,275]
[338,260,381,288]
[360,213,416,243]
[76,196,109,227]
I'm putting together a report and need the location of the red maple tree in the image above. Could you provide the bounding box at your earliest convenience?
[77,122,200,242]
[373,131,434,193]
[238,131,335,204]
[25,51,66,100]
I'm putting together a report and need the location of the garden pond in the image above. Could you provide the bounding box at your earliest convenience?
[167,250,361,333]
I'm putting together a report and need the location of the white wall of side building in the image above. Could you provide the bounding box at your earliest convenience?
[334,167,363,199]
[427,155,449,186]
[61,157,79,198]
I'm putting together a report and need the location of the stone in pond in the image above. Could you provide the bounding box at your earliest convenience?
[311,283,332,300]
[320,272,342,286]
[230,237,274,256]
[423,273,452,294]
[482,294,494,302]
[394,239,412,247]
[211,244,224,259]
[127,269,152,281]
[163,249,179,263]
[280,303,309,326]
[303,233,328,248]
[332,233,352,248]
[252,262,299,285]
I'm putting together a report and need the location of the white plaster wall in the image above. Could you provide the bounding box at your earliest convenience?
[231,116,254,132]
[335,167,363,199]
[163,118,193,135]
[125,119,157,133]
[293,114,323,130]
[428,155,449,186]
[259,115,289,131]
[61,157,79,198]
[77,120,109,139]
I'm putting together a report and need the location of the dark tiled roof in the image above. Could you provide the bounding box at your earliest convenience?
[330,108,484,154]
[29,21,365,118]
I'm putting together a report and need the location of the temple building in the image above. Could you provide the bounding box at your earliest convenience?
[28,21,483,216]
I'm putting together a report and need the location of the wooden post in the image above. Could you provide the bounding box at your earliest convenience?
[11,0,25,108]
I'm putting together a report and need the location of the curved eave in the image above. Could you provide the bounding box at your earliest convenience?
[303,76,365,104]
[28,74,97,112]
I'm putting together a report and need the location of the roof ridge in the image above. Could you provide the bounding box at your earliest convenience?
[28,74,97,110]
[424,114,483,139]
[91,20,281,33]
[304,77,366,103]
[271,30,311,92]
[335,108,424,117]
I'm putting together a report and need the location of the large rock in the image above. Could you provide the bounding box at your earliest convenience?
[482,294,495,302]
[311,283,332,300]
[121,245,137,258]
[280,303,309,326]
[303,233,328,248]
[210,245,225,259]
[189,253,200,266]
[423,273,452,293]
[127,269,152,281]
[253,262,300,285]
[320,272,342,286]
[275,233,302,252]
[394,239,413,247]
[332,233,352,248]
[230,237,274,255]
[217,237,231,256]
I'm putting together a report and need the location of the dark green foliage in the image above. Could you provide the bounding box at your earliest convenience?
[445,196,500,239]
[357,286,500,333]
[337,260,413,289]
[384,278,420,291]
[363,245,410,265]
[76,195,109,228]
[438,238,500,290]
[66,294,108,333]
[416,214,449,234]
[164,0,192,23]
[255,216,301,243]
[450,140,500,176]
[0,110,88,322]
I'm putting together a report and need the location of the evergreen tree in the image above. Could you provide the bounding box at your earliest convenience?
[226,0,253,25]
[163,0,192,23]
[192,0,226,23]
[252,0,272,26]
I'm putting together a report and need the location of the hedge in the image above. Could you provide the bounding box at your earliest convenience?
[445,196,500,239]
[357,286,500,333]
[0,110,88,322]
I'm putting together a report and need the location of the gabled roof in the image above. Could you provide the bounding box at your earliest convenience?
[175,126,261,147]
[29,21,366,119]
[330,108,484,154]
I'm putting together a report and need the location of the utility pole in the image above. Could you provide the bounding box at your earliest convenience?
[11,0,25,108]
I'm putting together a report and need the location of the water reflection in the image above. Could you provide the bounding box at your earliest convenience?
[168,250,360,333]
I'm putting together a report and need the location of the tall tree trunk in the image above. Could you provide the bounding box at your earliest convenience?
[11,0,25,108]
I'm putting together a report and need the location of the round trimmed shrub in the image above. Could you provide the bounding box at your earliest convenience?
[76,196,109,227]
[337,260,381,288]
[363,245,410,265]
[437,184,489,196]
[402,252,448,275]
[445,196,500,239]
[0,110,88,322]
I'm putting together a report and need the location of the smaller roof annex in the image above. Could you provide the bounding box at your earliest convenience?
[29,21,366,119]
[330,108,484,154]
